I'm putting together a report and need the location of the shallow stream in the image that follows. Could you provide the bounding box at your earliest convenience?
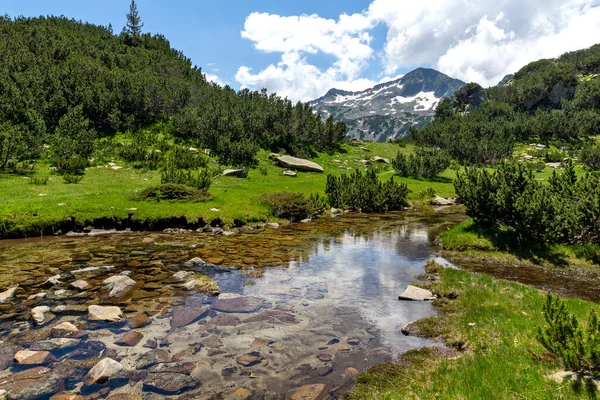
[0,208,466,399]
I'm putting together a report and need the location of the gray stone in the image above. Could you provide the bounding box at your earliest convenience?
[183,258,205,268]
[171,271,193,282]
[276,155,324,173]
[371,156,390,164]
[212,296,270,313]
[85,358,124,385]
[30,338,81,351]
[398,285,436,301]
[143,372,198,394]
[102,275,136,298]
[137,349,172,369]
[71,266,115,279]
[222,169,248,178]
[170,306,208,329]
[282,170,298,177]
[431,196,455,206]
[42,275,62,288]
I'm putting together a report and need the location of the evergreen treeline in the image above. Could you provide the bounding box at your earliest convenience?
[0,15,346,170]
[413,44,600,164]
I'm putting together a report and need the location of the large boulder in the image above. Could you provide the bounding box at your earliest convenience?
[276,155,324,173]
[222,169,248,178]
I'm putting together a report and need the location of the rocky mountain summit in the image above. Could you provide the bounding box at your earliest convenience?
[309,68,466,142]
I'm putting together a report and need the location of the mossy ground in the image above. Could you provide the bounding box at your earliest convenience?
[349,262,600,399]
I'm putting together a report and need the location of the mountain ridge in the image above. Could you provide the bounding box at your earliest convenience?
[309,68,466,142]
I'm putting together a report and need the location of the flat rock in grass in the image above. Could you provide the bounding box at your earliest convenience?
[282,170,297,177]
[143,372,199,395]
[398,285,436,301]
[0,287,18,303]
[549,370,600,389]
[102,275,136,298]
[88,305,123,322]
[85,358,124,385]
[431,196,455,206]
[51,321,79,338]
[276,155,324,173]
[212,296,270,313]
[170,306,208,329]
[136,349,172,369]
[222,169,248,178]
[115,331,144,347]
[371,156,390,164]
[290,384,327,400]
[14,350,55,365]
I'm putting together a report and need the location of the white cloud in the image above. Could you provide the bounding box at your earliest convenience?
[204,73,224,86]
[236,1,600,101]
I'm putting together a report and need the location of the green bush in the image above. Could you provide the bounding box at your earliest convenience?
[160,166,212,190]
[537,294,600,375]
[63,174,83,184]
[455,160,600,244]
[392,150,451,178]
[136,183,208,201]
[419,188,436,201]
[167,146,208,170]
[581,144,600,171]
[29,176,48,185]
[260,192,323,220]
[326,169,409,212]
[49,106,96,175]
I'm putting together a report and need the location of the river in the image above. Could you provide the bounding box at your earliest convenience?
[0,208,466,399]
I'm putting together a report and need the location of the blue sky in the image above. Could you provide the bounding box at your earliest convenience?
[4,0,600,101]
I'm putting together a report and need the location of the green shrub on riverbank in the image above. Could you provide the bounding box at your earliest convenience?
[455,160,600,244]
[349,263,600,399]
[392,149,451,179]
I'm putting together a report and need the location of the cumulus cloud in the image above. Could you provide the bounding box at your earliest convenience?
[236,0,600,101]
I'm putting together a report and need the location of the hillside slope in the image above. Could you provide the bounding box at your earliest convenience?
[310,68,466,142]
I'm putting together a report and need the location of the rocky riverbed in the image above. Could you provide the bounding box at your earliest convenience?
[0,208,466,399]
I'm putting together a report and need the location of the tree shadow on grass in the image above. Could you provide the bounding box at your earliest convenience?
[461,222,572,268]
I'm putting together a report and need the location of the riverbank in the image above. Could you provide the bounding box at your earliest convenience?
[0,143,458,239]
[349,261,600,399]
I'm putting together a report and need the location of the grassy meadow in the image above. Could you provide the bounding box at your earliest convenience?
[349,262,600,399]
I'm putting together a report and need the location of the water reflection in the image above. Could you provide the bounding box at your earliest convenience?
[0,208,467,399]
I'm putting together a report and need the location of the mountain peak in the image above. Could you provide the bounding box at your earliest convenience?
[309,68,466,142]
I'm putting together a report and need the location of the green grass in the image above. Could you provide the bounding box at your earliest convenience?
[0,142,458,237]
[349,263,600,399]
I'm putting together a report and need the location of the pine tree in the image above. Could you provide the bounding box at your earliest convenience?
[125,0,143,35]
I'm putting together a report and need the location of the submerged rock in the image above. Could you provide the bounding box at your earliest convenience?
[212,296,270,313]
[30,338,81,351]
[14,350,54,365]
[88,305,123,322]
[127,313,151,329]
[236,352,262,367]
[398,285,436,301]
[51,321,79,338]
[30,306,53,325]
[71,266,115,279]
[85,358,124,385]
[115,331,144,347]
[290,384,327,400]
[136,349,172,369]
[142,372,199,394]
[170,306,208,329]
[70,280,90,291]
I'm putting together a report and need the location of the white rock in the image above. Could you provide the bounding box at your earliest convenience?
[85,358,124,385]
[0,287,18,303]
[27,292,47,301]
[88,305,123,322]
[70,280,90,291]
[111,166,123,170]
[398,285,436,301]
[30,306,52,325]
[183,258,206,268]
[102,275,136,298]
[266,222,280,229]
[172,271,193,282]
